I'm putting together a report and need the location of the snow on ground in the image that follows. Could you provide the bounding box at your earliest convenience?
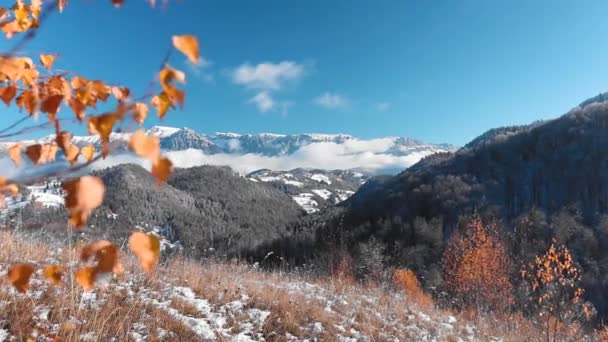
[311,189,332,200]
[26,183,64,208]
[309,174,331,185]
[2,182,64,215]
[0,329,8,342]
[0,241,501,342]
[292,193,319,214]
[335,189,355,203]
[28,192,63,208]
[283,180,304,187]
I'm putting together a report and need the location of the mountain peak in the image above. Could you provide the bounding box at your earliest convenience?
[145,126,181,138]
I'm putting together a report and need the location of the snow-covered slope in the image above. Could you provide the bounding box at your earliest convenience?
[0,232,500,341]
[247,169,370,213]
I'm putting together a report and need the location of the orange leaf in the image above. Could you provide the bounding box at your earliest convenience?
[64,144,80,166]
[129,232,161,272]
[172,35,200,64]
[165,87,185,108]
[0,85,17,106]
[81,144,95,162]
[8,143,22,166]
[151,157,173,186]
[40,94,63,116]
[31,0,42,19]
[70,76,89,90]
[43,265,65,286]
[80,240,120,274]
[87,112,122,156]
[129,130,160,162]
[159,66,185,90]
[16,89,38,116]
[110,86,129,100]
[58,0,68,12]
[90,80,110,102]
[56,131,72,151]
[63,176,105,229]
[0,178,19,201]
[25,144,57,165]
[7,264,35,293]
[39,54,55,70]
[75,267,96,291]
[69,98,86,121]
[151,92,172,119]
[133,102,148,124]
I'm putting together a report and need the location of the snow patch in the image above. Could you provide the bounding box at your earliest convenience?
[312,189,332,200]
[292,193,319,214]
[309,174,332,185]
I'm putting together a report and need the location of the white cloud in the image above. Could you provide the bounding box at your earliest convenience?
[185,57,214,84]
[314,92,350,109]
[249,91,275,112]
[232,61,304,91]
[157,142,431,175]
[75,135,437,177]
[374,102,390,112]
[227,139,241,151]
[232,61,305,113]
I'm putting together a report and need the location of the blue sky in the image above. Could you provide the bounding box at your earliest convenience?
[3,0,608,146]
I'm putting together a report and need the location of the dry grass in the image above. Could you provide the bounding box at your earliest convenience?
[0,230,601,341]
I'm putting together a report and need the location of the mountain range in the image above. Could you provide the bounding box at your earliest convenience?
[0,126,456,175]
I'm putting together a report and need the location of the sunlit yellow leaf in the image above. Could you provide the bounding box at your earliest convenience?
[39,54,55,71]
[172,34,200,64]
[129,232,161,272]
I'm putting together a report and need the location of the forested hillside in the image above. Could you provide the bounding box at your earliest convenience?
[270,101,608,323]
[10,164,305,258]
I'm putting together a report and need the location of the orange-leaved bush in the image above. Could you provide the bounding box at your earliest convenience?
[442,215,514,313]
[521,242,595,341]
[393,269,433,308]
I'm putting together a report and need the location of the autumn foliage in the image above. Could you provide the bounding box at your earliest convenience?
[0,0,200,293]
[442,215,514,312]
[521,242,594,341]
[392,269,433,308]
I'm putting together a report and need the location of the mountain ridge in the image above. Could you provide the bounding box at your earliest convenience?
[0,126,457,159]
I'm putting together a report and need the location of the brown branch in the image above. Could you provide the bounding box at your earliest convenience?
[133,45,173,102]
[0,118,76,140]
[0,116,29,135]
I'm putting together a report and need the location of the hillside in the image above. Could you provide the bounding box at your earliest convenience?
[344,101,608,226]
[9,164,305,259]
[246,169,370,213]
[269,100,608,322]
[0,231,581,341]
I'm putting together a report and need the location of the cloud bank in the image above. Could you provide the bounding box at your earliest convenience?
[86,139,434,176]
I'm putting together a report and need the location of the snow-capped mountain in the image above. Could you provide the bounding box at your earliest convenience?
[1,125,455,161]
[247,168,371,213]
[1,126,454,212]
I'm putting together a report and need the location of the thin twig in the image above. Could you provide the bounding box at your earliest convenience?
[134,45,173,102]
[0,116,29,135]
[0,118,76,140]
